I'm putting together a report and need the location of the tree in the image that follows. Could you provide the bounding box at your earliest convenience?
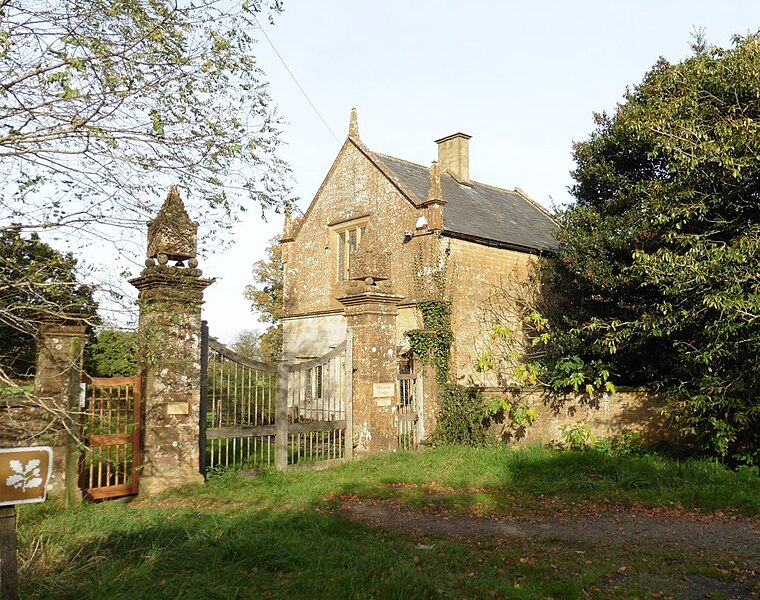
[1,0,291,240]
[85,329,137,378]
[230,329,262,362]
[0,228,98,380]
[533,33,760,465]
[244,236,283,363]
[0,0,292,399]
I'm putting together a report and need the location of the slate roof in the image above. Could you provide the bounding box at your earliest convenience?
[373,152,558,253]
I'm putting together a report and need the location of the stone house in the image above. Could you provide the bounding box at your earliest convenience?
[280,109,557,452]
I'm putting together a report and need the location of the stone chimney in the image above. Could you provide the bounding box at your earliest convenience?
[435,132,471,183]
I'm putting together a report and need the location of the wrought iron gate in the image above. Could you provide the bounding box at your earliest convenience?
[397,370,423,450]
[280,337,352,468]
[199,322,352,475]
[199,322,278,473]
[80,375,142,500]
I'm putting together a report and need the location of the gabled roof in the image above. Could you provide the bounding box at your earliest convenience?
[374,153,558,253]
[286,113,558,254]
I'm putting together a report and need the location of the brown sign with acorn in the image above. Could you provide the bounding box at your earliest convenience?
[0,447,53,506]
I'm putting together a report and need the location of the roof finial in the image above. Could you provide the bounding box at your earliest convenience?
[283,203,292,236]
[427,160,442,202]
[348,107,360,139]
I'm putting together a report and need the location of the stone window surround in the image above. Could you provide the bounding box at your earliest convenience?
[331,215,369,282]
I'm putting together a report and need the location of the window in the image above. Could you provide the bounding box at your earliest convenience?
[336,224,366,281]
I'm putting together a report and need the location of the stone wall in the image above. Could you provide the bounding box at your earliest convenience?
[480,387,668,446]
[282,313,347,359]
[282,141,421,325]
[14,323,86,499]
[0,397,66,491]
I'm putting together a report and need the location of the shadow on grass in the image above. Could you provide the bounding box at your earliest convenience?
[22,507,435,599]
[502,448,760,513]
[17,446,760,599]
[19,499,589,600]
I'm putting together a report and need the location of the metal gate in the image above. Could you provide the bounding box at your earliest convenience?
[199,323,278,474]
[80,375,142,500]
[397,370,423,450]
[199,322,352,475]
[281,336,352,468]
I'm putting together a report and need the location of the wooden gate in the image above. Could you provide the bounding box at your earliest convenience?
[80,375,141,500]
[200,322,352,475]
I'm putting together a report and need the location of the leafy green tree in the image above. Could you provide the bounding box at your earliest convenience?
[0,0,293,394]
[536,33,760,464]
[0,228,98,379]
[230,329,262,362]
[85,330,137,378]
[1,0,291,238]
[244,238,283,363]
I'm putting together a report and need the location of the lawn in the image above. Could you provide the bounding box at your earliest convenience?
[16,445,760,599]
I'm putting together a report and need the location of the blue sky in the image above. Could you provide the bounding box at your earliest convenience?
[202,0,760,343]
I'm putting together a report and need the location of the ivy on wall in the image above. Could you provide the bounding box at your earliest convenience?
[405,300,452,385]
[405,234,454,385]
[404,233,540,446]
[430,384,494,446]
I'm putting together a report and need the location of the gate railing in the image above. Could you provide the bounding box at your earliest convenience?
[200,323,278,474]
[397,372,420,450]
[277,334,353,469]
[200,322,353,475]
[80,375,141,500]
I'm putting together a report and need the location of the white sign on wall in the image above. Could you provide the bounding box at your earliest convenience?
[373,383,395,398]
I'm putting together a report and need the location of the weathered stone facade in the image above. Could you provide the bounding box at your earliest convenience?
[32,322,85,502]
[0,322,86,503]
[338,291,403,454]
[447,237,537,387]
[282,110,558,453]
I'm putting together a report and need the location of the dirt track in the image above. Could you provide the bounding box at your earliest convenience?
[341,499,760,599]
[342,500,759,562]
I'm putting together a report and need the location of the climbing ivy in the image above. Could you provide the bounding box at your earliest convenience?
[405,234,455,385]
[405,300,453,385]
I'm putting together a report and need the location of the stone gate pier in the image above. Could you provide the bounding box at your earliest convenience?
[130,187,213,495]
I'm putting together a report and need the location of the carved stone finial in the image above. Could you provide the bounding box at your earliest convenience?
[427,160,442,203]
[422,161,446,231]
[349,107,360,139]
[348,221,391,284]
[146,186,198,262]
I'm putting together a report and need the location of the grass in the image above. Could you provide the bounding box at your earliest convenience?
[16,445,760,599]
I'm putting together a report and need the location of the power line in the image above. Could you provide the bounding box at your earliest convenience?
[252,14,341,144]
